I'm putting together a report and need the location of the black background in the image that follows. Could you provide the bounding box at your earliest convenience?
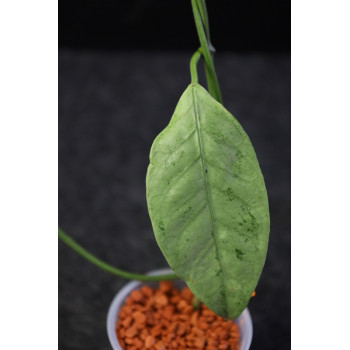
[59,0,290,52]
[59,1,290,350]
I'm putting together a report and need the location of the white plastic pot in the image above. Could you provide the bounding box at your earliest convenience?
[107,268,253,350]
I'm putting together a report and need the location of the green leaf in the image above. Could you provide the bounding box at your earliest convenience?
[146,84,269,319]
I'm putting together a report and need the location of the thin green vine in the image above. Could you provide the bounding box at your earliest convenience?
[191,0,222,104]
[195,0,213,53]
[190,50,202,84]
[58,228,178,281]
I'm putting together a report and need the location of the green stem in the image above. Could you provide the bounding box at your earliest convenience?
[192,296,201,310]
[58,228,178,281]
[195,0,213,52]
[191,0,222,104]
[190,50,202,84]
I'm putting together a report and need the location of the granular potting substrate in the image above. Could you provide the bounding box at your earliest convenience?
[116,281,240,350]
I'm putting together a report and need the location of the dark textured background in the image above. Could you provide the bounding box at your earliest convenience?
[58,51,290,349]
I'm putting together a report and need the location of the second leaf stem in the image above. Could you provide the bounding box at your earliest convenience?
[58,228,178,281]
[190,50,202,84]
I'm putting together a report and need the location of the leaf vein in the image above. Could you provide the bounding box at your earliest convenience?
[205,158,255,182]
[169,202,208,239]
[192,86,228,315]
[166,129,196,157]
[165,155,200,187]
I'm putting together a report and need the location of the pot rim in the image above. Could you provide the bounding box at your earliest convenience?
[107,268,253,350]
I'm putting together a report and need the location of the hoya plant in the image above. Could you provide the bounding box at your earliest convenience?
[59,0,269,320]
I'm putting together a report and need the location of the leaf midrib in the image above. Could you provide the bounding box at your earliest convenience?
[191,85,228,315]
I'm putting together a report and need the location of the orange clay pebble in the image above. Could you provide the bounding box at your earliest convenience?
[116,282,240,350]
[159,281,173,293]
[140,286,153,298]
[155,340,166,350]
[121,316,132,328]
[176,299,188,311]
[194,337,206,348]
[190,310,199,325]
[124,326,138,338]
[132,338,143,348]
[181,287,193,302]
[154,293,168,307]
[129,290,143,303]
[144,335,155,348]
[132,311,146,324]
